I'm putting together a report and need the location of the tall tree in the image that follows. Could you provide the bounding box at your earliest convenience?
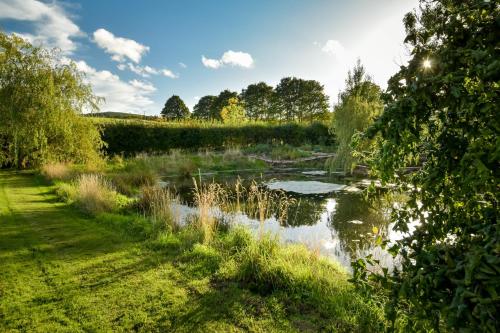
[220,97,246,123]
[330,60,383,172]
[240,82,274,120]
[273,77,329,122]
[161,95,190,120]
[192,95,216,120]
[0,32,103,168]
[210,90,237,120]
[352,1,499,331]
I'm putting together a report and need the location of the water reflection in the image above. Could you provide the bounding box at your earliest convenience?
[164,172,396,270]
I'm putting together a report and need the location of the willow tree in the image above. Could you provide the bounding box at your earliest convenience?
[329,61,383,172]
[0,32,103,168]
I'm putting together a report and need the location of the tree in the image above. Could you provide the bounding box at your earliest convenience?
[0,32,103,168]
[240,82,274,120]
[273,77,329,122]
[210,89,238,121]
[330,61,383,172]
[161,95,190,120]
[192,95,216,120]
[352,1,499,331]
[220,97,245,123]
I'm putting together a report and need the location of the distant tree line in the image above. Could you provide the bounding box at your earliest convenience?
[161,77,330,122]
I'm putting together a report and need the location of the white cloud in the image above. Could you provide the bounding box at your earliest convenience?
[118,62,177,79]
[179,62,187,68]
[202,56,222,69]
[320,40,346,59]
[221,50,254,68]
[93,28,149,63]
[73,59,157,114]
[129,79,156,93]
[161,69,178,79]
[202,50,254,69]
[0,0,84,54]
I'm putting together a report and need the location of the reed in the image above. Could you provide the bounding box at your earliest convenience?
[140,185,180,233]
[192,178,229,244]
[75,174,117,214]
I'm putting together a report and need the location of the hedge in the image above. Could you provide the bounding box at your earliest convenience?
[96,119,334,155]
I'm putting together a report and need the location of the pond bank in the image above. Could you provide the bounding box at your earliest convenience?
[0,170,387,332]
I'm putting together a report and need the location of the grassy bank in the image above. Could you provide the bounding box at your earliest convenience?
[0,170,386,332]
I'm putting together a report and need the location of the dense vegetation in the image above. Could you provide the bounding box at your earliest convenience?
[185,77,329,122]
[0,32,103,168]
[353,0,499,331]
[329,60,383,172]
[97,119,333,156]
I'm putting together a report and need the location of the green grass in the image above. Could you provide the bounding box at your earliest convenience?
[0,171,385,332]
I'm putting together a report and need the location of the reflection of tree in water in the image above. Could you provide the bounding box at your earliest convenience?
[328,193,389,254]
[285,196,326,227]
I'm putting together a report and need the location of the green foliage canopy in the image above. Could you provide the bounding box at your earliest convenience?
[353,1,500,331]
[220,97,246,123]
[161,95,190,120]
[240,82,274,120]
[0,32,103,168]
[192,95,216,120]
[330,61,383,172]
[273,77,329,122]
[210,90,238,121]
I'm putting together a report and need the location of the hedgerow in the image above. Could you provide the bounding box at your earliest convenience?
[96,119,333,155]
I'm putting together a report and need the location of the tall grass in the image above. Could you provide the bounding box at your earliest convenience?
[192,179,229,243]
[75,174,118,214]
[139,185,180,234]
[41,162,73,181]
[214,227,386,331]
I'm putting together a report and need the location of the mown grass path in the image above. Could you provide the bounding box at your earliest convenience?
[0,171,304,332]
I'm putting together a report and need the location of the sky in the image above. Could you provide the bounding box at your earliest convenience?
[0,0,419,115]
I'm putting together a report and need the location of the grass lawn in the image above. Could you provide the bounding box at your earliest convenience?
[0,171,383,332]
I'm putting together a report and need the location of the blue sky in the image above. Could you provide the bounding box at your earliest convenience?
[0,0,418,115]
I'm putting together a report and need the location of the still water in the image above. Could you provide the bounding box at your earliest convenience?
[162,170,412,271]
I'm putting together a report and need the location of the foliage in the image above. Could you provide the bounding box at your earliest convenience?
[330,60,383,172]
[192,95,216,120]
[273,77,330,122]
[161,95,190,120]
[220,97,246,123]
[97,119,334,155]
[0,32,104,168]
[210,89,238,120]
[241,82,274,120]
[353,1,500,331]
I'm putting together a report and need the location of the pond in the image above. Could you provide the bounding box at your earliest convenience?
[161,170,412,271]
